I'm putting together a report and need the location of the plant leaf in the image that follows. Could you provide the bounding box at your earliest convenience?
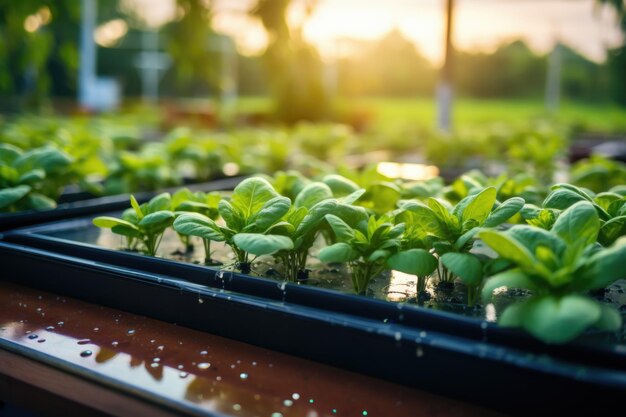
[483,197,525,228]
[481,268,536,301]
[233,233,293,256]
[230,177,279,220]
[551,201,599,246]
[249,196,291,231]
[173,213,224,241]
[387,249,438,277]
[461,187,497,225]
[440,252,483,286]
[294,182,333,209]
[0,185,31,209]
[325,214,355,242]
[318,242,359,263]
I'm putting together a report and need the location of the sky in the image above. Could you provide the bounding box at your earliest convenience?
[123,0,624,65]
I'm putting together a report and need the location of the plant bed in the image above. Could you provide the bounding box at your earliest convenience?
[0,239,624,416]
[0,176,244,231]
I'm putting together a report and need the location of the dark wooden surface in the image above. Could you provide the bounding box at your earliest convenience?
[0,281,503,417]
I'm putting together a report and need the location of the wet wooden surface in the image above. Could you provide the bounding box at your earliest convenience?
[0,281,503,417]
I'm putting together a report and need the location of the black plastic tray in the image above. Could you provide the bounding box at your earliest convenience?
[1,234,624,414]
[0,176,243,231]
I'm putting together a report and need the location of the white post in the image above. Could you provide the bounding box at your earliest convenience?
[78,0,97,108]
[437,0,455,132]
[545,43,562,113]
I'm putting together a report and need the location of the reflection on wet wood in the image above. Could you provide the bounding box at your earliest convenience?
[0,281,503,417]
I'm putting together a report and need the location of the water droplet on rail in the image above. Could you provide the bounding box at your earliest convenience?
[177,364,184,370]
[200,350,208,355]
[111,341,119,347]
[153,358,160,363]
[57,321,64,326]
[80,350,92,357]
[150,362,159,368]
[198,362,211,370]
[233,404,242,411]
[179,372,188,378]
[28,334,38,340]
[239,373,248,380]
[283,400,293,407]
[292,393,300,400]
[271,413,283,417]
[416,347,424,357]
[127,329,135,335]
[394,332,402,341]
[45,326,54,331]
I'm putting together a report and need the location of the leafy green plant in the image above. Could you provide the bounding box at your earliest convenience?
[399,187,524,299]
[570,155,626,194]
[480,201,625,343]
[387,248,438,299]
[171,188,222,254]
[0,144,74,212]
[93,193,175,256]
[543,183,626,246]
[174,177,293,272]
[319,213,404,294]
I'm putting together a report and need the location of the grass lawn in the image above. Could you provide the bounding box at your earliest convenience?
[236,96,626,133]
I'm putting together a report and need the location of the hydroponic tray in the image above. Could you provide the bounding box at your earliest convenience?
[1,220,624,415]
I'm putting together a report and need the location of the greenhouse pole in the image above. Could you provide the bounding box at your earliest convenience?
[78,0,97,109]
[437,0,455,132]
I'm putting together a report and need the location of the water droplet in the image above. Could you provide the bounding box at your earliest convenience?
[77,339,91,345]
[239,373,248,380]
[36,308,42,312]
[25,330,31,334]
[480,321,488,330]
[271,413,283,417]
[198,362,211,370]
[252,361,257,366]
[292,393,300,400]
[198,298,204,304]
[236,359,241,364]
[127,329,135,335]
[394,332,402,341]
[416,347,424,358]
[150,339,156,344]
[362,411,369,416]
[309,399,314,404]
[200,350,208,355]
[37,339,46,343]
[80,350,92,357]
[111,341,119,347]
[28,334,38,340]
[232,404,242,411]
[283,400,293,407]
[179,372,188,378]
[332,409,337,414]
[45,326,55,331]
[419,330,427,338]
[153,358,161,363]
[216,376,222,381]
[150,362,159,368]
[230,364,236,369]
[93,327,99,332]
[157,345,164,351]
[177,364,184,370]
[57,321,64,326]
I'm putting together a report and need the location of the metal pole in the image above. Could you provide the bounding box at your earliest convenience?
[79,0,97,108]
[545,43,561,113]
[437,0,455,132]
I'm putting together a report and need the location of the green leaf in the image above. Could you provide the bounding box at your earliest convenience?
[295,200,337,238]
[130,195,144,219]
[387,249,438,277]
[294,182,333,209]
[14,147,72,174]
[461,187,497,225]
[499,301,528,327]
[111,224,143,239]
[586,237,626,289]
[339,188,366,205]
[146,193,172,214]
[543,188,587,210]
[479,230,537,271]
[363,182,402,214]
[482,268,536,301]
[506,225,565,256]
[93,216,139,230]
[325,214,355,242]
[454,228,479,251]
[595,304,622,331]
[248,196,291,231]
[322,174,359,197]
[0,143,22,165]
[173,213,224,241]
[138,211,175,229]
[233,233,293,256]
[400,201,443,236]
[230,177,279,220]
[551,201,599,246]
[440,252,483,286]
[521,295,601,344]
[17,169,45,185]
[0,185,31,209]
[483,197,525,228]
[598,216,626,246]
[318,242,359,263]
[22,193,56,210]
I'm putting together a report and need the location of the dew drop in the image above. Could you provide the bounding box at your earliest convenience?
[111,341,119,347]
[150,362,159,368]
[57,321,64,326]
[419,330,427,338]
[292,393,300,400]
[394,332,402,341]
[309,399,314,404]
[198,298,204,304]
[239,373,248,380]
[200,350,208,355]
[271,413,283,417]
[80,350,92,357]
[28,334,38,340]
[177,364,184,370]
[93,327,99,332]
[363,411,369,416]
[283,400,293,407]
[332,409,337,414]
[153,358,161,363]
[157,345,164,351]
[77,339,91,345]
[127,329,135,335]
[45,326,55,331]
[232,404,242,411]
[179,372,189,378]
[198,362,211,370]
[25,330,31,334]
[416,347,424,358]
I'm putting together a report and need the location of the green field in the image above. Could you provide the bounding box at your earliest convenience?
[236,96,626,133]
